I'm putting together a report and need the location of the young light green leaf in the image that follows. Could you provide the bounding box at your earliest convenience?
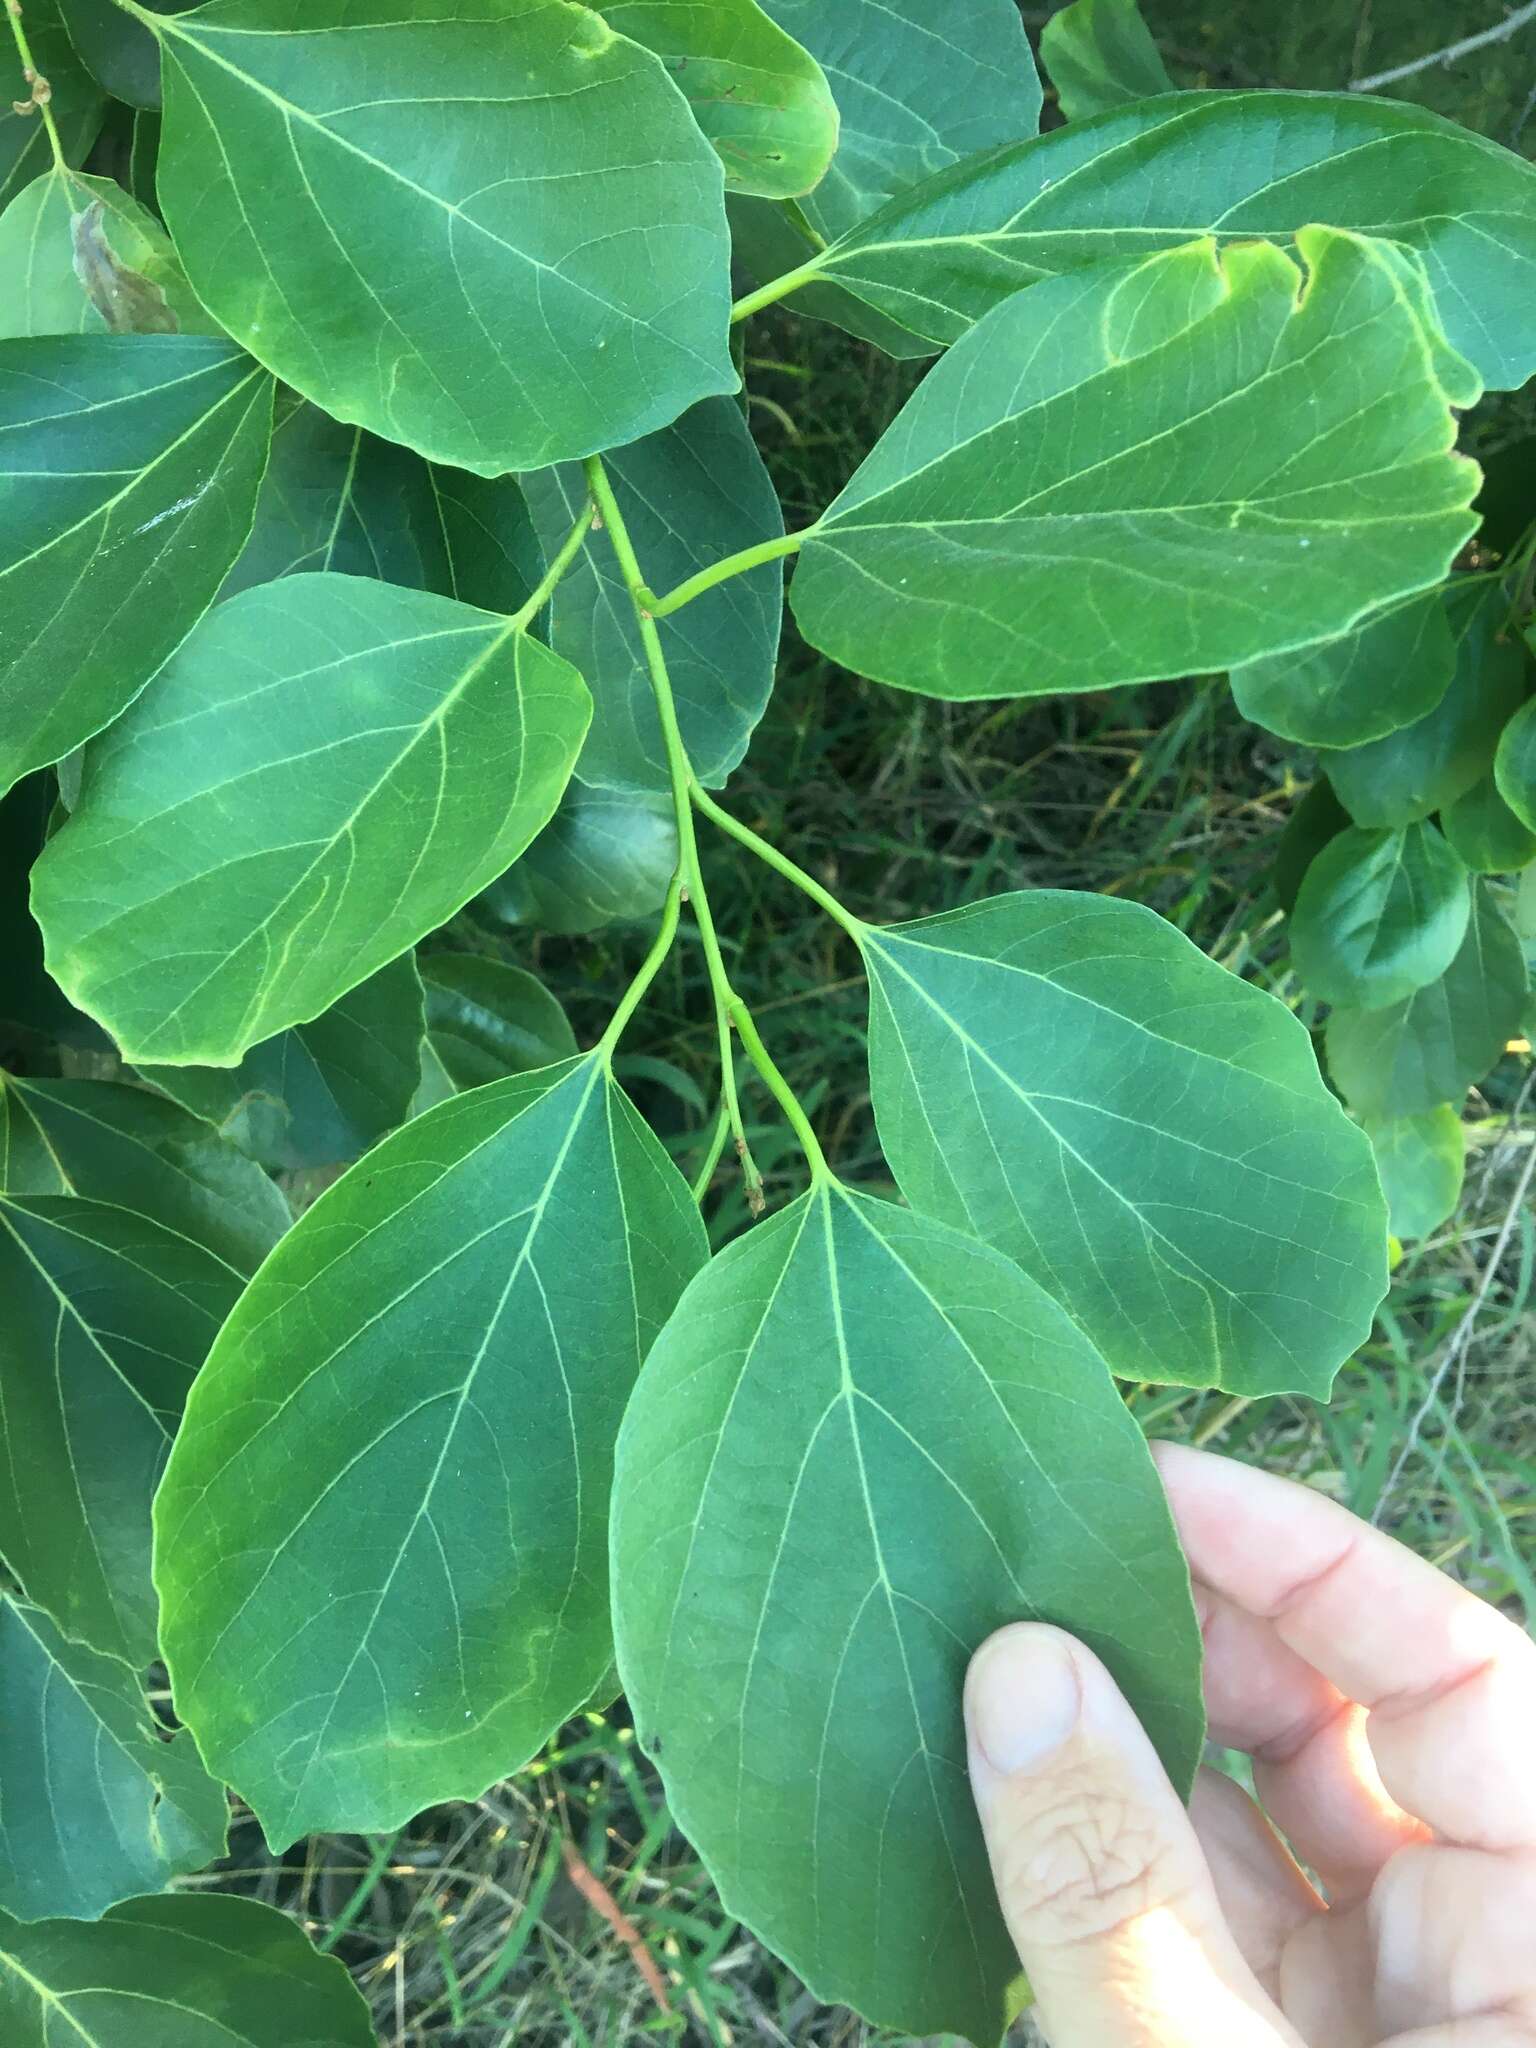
[602,0,837,199]
[1326,883,1529,1119]
[0,1893,378,2046]
[1,0,103,209]
[1272,777,1351,916]
[0,168,217,338]
[803,90,1536,389]
[1442,772,1536,875]
[419,954,576,1090]
[0,1072,289,1274]
[0,1193,242,1667]
[1290,823,1471,1011]
[59,0,195,110]
[1230,589,1457,749]
[148,0,735,475]
[33,575,591,1066]
[1495,694,1536,835]
[154,1057,707,1847]
[524,398,782,792]
[0,334,272,795]
[612,1180,1203,2045]
[480,786,678,935]
[792,232,1478,703]
[0,1594,226,1921]
[1039,0,1172,121]
[220,398,541,611]
[1365,1107,1465,1243]
[862,890,1388,1397]
[139,955,425,1173]
[1327,587,1525,826]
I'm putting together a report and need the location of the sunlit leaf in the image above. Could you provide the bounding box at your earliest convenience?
[1039,0,1171,121]
[1365,1106,1465,1242]
[419,954,576,1088]
[480,786,677,935]
[0,168,216,338]
[1231,588,1456,749]
[1289,822,1470,1010]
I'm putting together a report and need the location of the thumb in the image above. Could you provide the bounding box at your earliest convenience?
[965,1624,1300,2048]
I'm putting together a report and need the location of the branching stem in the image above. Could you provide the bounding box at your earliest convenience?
[5,0,67,174]
[689,779,868,945]
[638,529,809,617]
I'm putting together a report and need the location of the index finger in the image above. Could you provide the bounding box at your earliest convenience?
[1151,1442,1536,1851]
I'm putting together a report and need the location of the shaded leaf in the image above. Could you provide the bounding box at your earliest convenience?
[1474,434,1536,562]
[612,1180,1203,2044]
[419,955,576,1090]
[480,786,678,935]
[0,774,107,1054]
[1495,692,1536,834]
[792,232,1477,702]
[1442,771,1536,875]
[863,890,1388,1397]
[1272,776,1350,916]
[1231,588,1457,749]
[1290,823,1470,1011]
[1039,0,1172,121]
[0,1595,225,1921]
[0,334,272,795]
[33,574,591,1065]
[1365,1107,1465,1242]
[0,0,103,210]
[0,168,216,338]
[59,0,195,110]
[729,193,937,359]
[155,1058,707,1846]
[149,0,735,473]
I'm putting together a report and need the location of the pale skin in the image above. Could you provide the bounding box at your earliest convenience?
[965,1442,1536,2048]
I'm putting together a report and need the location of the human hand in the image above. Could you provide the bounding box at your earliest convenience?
[964,1442,1536,2046]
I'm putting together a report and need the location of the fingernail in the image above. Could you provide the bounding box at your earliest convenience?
[968,1628,1082,1775]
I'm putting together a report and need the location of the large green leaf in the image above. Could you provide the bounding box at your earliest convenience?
[800,90,1536,389]
[1495,693,1536,835]
[419,955,576,1089]
[155,1057,707,1846]
[0,168,216,338]
[0,334,272,795]
[0,1893,377,2045]
[33,574,591,1066]
[140,955,425,1173]
[862,890,1388,1397]
[791,231,1478,703]
[602,0,836,199]
[1039,0,1171,121]
[0,1073,289,1274]
[1289,823,1470,1011]
[480,785,677,935]
[1365,1107,1464,1242]
[220,398,540,610]
[612,1179,1203,2044]
[0,1193,242,1667]
[146,0,736,474]
[0,0,103,210]
[1230,588,1457,749]
[1326,882,1529,1119]
[523,397,781,791]
[59,0,195,110]
[1326,587,1526,826]
[1443,771,1536,875]
[0,1595,226,1921]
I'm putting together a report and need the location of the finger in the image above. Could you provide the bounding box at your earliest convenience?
[1188,1767,1322,1993]
[965,1624,1301,2048]
[1369,1843,1536,2038]
[1383,2020,1536,2047]
[1153,1443,1536,1849]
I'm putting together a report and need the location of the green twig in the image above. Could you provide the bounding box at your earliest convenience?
[731,251,829,324]
[637,529,809,617]
[597,873,683,1059]
[690,1097,733,1206]
[511,501,596,630]
[5,0,67,173]
[689,778,868,944]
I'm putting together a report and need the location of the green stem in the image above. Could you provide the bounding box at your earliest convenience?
[5,0,67,173]
[638,529,809,617]
[689,779,867,944]
[315,1831,400,1953]
[781,198,828,254]
[511,501,595,630]
[690,1098,733,1206]
[731,252,829,325]
[597,872,683,1060]
[727,994,829,1183]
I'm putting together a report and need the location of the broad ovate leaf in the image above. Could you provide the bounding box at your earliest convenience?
[33,574,591,1065]
[1442,772,1536,875]
[1272,777,1350,916]
[481,785,677,934]
[148,0,736,473]
[0,1192,242,1667]
[1039,0,1171,121]
[154,1056,707,1846]
[0,168,217,338]
[419,955,576,1088]
[1,0,103,209]
[0,334,272,794]
[0,1894,377,2046]
[1495,694,1536,835]
[792,231,1478,702]
[1289,823,1471,1011]
[863,890,1388,1397]
[612,1180,1203,2044]
[1230,588,1457,749]
[0,1595,226,1921]
[523,397,782,791]
[1365,1107,1465,1242]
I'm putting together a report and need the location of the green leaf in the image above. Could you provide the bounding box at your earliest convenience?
[1365,1106,1465,1242]
[862,890,1388,1397]
[1326,882,1529,1119]
[0,1192,242,1667]
[419,954,576,1089]
[480,786,678,935]
[1442,771,1536,875]
[220,398,541,611]
[1039,0,1172,121]
[1495,693,1536,835]
[523,398,781,791]
[59,0,195,110]
[601,0,836,199]
[139,955,425,1173]
[0,168,217,338]
[1,0,103,210]
[792,232,1478,703]
[611,1179,1203,2044]
[806,90,1536,389]
[729,193,938,360]
[148,0,735,475]
[1326,586,1525,826]
[0,1595,226,1921]
[1230,588,1457,749]
[1272,776,1350,917]
[0,1073,289,1274]
[0,1893,378,2045]
[0,334,272,795]
[33,574,592,1066]
[154,1057,707,1846]
[1290,823,1470,1011]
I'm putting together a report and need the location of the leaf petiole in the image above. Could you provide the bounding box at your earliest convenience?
[511,501,596,631]
[689,778,867,944]
[730,252,829,324]
[4,0,68,175]
[596,871,683,1060]
[637,527,809,617]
